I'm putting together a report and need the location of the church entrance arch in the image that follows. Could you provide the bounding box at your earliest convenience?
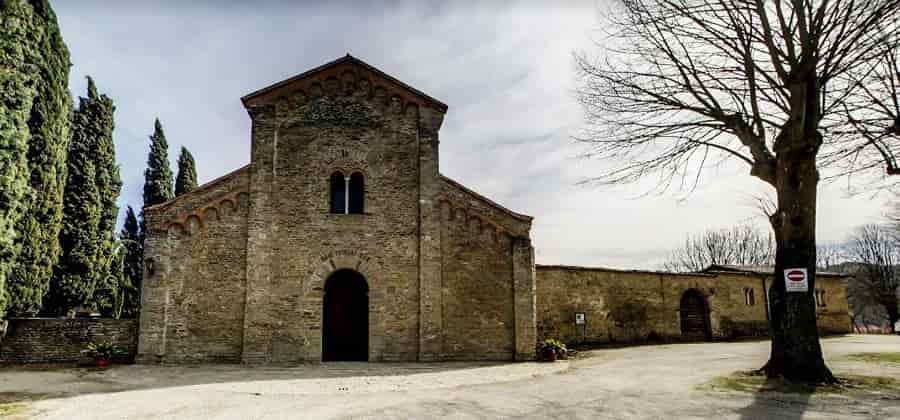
[680,289,712,341]
[322,269,369,361]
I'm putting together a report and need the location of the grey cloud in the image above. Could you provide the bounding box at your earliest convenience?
[54,0,888,269]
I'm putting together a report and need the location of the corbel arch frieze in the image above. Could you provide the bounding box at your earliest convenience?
[437,198,512,245]
[163,190,250,238]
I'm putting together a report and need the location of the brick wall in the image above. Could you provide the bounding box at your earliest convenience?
[0,318,138,364]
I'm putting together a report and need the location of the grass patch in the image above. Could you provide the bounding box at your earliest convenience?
[0,402,28,417]
[844,352,900,364]
[703,370,900,397]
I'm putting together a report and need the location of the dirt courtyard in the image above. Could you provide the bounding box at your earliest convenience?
[2,335,899,419]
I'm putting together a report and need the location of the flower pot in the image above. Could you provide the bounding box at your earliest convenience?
[547,350,557,362]
[95,358,109,369]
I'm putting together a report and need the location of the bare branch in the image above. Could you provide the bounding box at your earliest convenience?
[577,0,900,193]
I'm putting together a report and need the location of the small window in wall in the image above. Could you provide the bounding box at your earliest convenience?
[743,288,755,306]
[330,172,346,213]
[815,289,827,307]
[348,172,364,214]
[329,171,365,214]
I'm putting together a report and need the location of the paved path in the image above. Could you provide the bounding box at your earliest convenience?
[5,335,900,419]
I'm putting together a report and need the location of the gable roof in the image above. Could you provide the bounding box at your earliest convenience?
[143,164,250,214]
[439,175,533,222]
[240,54,448,112]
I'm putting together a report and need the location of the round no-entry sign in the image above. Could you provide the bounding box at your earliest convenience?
[787,270,805,281]
[784,268,808,292]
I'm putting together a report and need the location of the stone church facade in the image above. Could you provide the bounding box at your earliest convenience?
[138,56,537,363]
[137,56,851,364]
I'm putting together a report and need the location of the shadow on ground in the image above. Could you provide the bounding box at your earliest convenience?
[0,361,510,404]
[736,377,813,420]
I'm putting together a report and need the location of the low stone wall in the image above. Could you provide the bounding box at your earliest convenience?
[0,318,138,364]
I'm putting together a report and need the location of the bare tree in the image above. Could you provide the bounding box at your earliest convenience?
[848,224,899,333]
[577,0,900,383]
[824,44,900,186]
[816,241,847,271]
[664,224,775,272]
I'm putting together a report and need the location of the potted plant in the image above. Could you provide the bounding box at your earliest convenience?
[86,341,119,368]
[538,339,567,362]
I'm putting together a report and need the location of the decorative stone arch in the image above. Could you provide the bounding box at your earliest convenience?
[218,198,236,217]
[327,166,369,180]
[303,250,379,361]
[167,222,185,238]
[185,215,202,235]
[304,250,377,303]
[202,207,219,223]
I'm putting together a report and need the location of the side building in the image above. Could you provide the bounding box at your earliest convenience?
[536,264,851,345]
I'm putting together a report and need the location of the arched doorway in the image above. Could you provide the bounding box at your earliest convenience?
[322,269,369,361]
[680,289,711,341]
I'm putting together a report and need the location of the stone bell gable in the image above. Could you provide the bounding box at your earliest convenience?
[137,55,537,363]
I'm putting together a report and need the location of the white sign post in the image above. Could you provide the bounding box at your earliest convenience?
[575,312,586,344]
[784,268,809,293]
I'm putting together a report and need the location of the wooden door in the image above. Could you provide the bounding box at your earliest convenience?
[680,290,711,341]
[322,270,369,361]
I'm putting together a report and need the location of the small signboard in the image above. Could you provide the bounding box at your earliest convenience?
[784,268,809,293]
[575,312,586,325]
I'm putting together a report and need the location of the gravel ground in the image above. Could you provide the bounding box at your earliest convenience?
[3,335,899,419]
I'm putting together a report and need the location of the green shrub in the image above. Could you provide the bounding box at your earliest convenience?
[538,338,567,361]
[86,340,119,359]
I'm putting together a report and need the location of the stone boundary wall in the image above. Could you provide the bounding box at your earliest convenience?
[0,318,138,364]
[536,265,851,346]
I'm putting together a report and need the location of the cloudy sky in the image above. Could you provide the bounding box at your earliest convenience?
[53,1,892,269]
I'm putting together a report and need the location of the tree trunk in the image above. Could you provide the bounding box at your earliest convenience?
[758,64,837,384]
[762,136,836,384]
[885,297,899,334]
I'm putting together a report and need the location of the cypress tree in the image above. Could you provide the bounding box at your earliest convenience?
[143,119,174,207]
[93,243,125,318]
[174,146,197,196]
[87,76,121,313]
[47,78,116,316]
[0,1,35,316]
[1,0,71,316]
[140,119,174,246]
[120,206,142,318]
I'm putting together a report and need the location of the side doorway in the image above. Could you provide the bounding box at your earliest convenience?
[680,289,712,341]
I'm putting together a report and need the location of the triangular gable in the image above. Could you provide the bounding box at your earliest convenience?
[240,54,448,113]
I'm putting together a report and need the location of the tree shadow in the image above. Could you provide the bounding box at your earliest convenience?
[737,376,814,420]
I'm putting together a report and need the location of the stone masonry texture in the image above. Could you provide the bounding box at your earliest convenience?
[139,56,536,363]
[536,265,851,345]
[0,318,138,364]
[137,55,852,364]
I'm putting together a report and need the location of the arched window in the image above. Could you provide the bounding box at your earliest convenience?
[329,172,345,213]
[743,288,755,306]
[348,172,364,214]
[329,171,365,214]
